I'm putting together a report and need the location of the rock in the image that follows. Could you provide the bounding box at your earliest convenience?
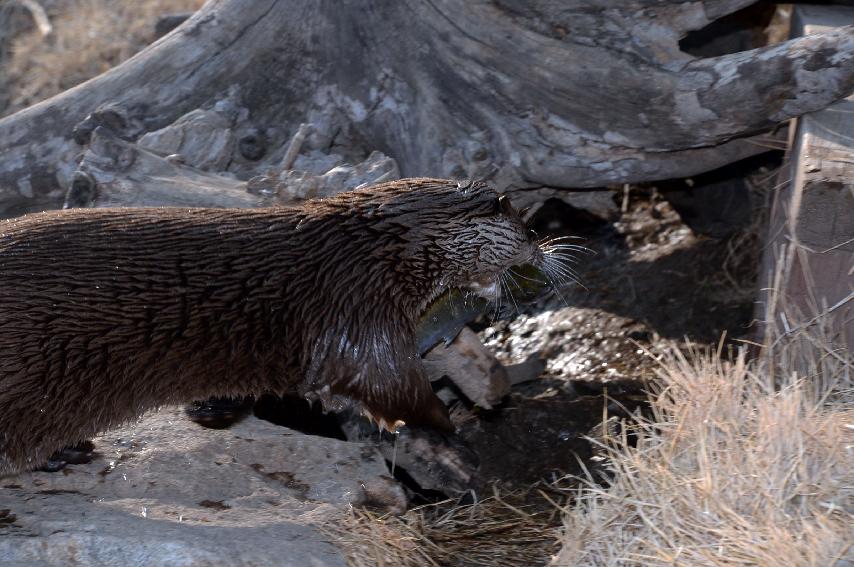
[0,407,405,566]
[562,191,620,221]
[423,327,511,410]
[505,355,546,385]
[337,413,479,494]
[291,150,345,175]
[482,308,655,389]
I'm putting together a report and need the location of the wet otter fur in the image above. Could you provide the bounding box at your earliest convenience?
[0,178,543,474]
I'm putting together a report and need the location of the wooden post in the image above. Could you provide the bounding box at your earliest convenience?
[756,6,854,360]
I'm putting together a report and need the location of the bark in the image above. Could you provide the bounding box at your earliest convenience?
[0,0,852,215]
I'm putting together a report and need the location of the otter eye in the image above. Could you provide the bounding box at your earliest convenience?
[527,228,539,241]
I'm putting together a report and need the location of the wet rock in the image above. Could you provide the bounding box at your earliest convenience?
[424,327,511,410]
[0,407,404,566]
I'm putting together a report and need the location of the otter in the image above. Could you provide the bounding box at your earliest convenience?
[0,178,546,474]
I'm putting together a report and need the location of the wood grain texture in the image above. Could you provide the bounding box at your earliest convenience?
[0,0,851,216]
[756,5,854,355]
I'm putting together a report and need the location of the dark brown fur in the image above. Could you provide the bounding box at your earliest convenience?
[0,178,540,474]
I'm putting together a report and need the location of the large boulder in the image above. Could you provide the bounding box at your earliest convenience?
[0,407,405,566]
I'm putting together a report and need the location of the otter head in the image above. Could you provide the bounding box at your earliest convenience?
[303,178,548,434]
[385,179,543,307]
[432,185,542,301]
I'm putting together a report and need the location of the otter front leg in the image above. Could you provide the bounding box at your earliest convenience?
[345,361,454,434]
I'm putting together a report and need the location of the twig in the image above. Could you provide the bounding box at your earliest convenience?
[18,0,52,36]
[772,290,854,348]
[279,122,312,171]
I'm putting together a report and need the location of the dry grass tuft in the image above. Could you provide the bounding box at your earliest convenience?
[2,0,203,116]
[324,485,563,567]
[553,332,853,566]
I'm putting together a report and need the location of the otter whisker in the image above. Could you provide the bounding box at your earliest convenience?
[503,269,525,293]
[459,286,476,311]
[542,244,595,255]
[538,235,585,245]
[550,261,583,282]
[543,249,592,262]
[507,267,546,285]
[490,276,503,324]
[540,267,570,307]
[541,251,582,265]
[545,263,586,290]
[539,240,587,252]
[500,272,520,315]
[542,256,587,290]
[543,254,584,278]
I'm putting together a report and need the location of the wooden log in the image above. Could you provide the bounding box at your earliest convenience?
[65,128,399,208]
[0,0,852,217]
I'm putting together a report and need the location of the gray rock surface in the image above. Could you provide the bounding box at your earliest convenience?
[0,407,405,566]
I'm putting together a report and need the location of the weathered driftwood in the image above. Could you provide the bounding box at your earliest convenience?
[67,128,400,208]
[65,128,256,209]
[0,0,852,216]
[756,6,854,357]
